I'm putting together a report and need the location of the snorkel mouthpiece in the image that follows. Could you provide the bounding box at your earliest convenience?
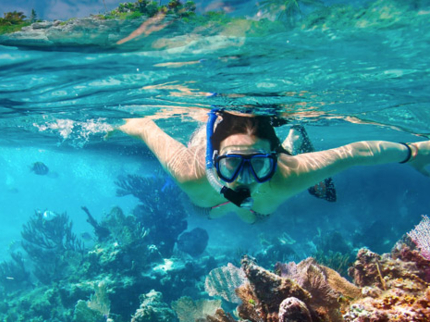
[221,187,253,209]
[206,108,255,209]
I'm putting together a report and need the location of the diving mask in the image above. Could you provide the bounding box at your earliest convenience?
[214,152,277,183]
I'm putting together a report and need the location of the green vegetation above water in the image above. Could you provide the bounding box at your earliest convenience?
[97,0,197,19]
[0,11,34,35]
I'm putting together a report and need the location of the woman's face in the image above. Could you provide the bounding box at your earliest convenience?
[219,134,272,193]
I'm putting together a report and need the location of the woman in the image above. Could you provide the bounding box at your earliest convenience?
[119,110,430,223]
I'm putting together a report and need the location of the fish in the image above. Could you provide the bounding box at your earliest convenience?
[30,162,49,175]
[30,162,59,178]
[80,232,94,242]
[42,210,58,221]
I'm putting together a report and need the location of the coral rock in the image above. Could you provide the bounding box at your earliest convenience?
[237,256,311,322]
[278,297,312,322]
[178,227,209,257]
[343,246,430,322]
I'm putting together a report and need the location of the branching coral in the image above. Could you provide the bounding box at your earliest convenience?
[131,290,175,322]
[100,206,149,246]
[87,281,111,318]
[115,174,188,257]
[21,211,84,284]
[22,211,83,253]
[0,252,31,293]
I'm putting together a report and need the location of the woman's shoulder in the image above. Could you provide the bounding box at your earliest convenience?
[187,124,206,148]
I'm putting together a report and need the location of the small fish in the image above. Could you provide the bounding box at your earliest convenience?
[80,232,94,242]
[42,210,57,221]
[30,162,49,175]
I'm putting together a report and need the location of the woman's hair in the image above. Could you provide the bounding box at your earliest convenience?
[210,112,290,154]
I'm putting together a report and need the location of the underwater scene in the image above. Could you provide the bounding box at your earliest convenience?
[1,0,430,321]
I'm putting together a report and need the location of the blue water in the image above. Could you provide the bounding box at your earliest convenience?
[1,0,430,319]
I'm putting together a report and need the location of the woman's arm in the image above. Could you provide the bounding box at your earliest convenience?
[275,140,430,193]
[118,118,205,184]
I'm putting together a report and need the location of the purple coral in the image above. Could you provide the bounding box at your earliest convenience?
[407,215,430,260]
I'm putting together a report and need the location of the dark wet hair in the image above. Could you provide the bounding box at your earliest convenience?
[210,112,290,154]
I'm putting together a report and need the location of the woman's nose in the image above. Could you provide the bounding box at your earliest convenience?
[237,165,253,184]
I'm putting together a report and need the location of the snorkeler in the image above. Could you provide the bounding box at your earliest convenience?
[118,110,430,224]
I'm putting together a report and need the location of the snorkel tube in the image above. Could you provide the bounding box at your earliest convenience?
[206,109,254,209]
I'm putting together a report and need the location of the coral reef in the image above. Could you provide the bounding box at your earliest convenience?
[278,297,312,322]
[0,173,212,321]
[131,290,175,322]
[116,174,188,257]
[254,232,298,269]
[73,299,108,322]
[205,263,246,303]
[82,206,111,242]
[235,255,312,321]
[177,227,209,257]
[313,230,354,277]
[171,296,222,322]
[232,256,359,322]
[202,243,430,322]
[344,246,430,321]
[0,251,31,293]
[3,177,430,321]
[407,214,430,260]
[21,210,84,284]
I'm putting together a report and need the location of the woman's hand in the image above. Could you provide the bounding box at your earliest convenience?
[408,141,430,177]
[117,118,155,138]
[104,118,153,140]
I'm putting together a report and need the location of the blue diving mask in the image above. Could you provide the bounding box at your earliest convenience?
[215,152,277,183]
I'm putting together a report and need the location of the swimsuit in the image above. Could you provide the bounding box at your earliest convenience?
[192,201,270,224]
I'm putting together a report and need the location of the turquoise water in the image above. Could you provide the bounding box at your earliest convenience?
[1,1,430,320]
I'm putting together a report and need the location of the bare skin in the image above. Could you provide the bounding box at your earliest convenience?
[119,117,430,223]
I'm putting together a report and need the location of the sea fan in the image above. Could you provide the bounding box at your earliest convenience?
[407,215,430,260]
[205,263,246,303]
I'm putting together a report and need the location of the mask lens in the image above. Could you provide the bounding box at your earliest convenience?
[250,156,273,180]
[218,156,243,181]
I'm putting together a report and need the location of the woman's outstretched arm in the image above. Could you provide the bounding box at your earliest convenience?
[118,118,205,184]
[275,140,430,194]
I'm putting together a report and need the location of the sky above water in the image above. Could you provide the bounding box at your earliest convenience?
[1,0,365,21]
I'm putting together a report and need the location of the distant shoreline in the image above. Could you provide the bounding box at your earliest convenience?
[1,0,428,52]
